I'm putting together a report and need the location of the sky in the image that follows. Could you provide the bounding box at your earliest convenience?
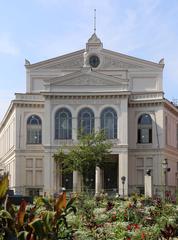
[0,0,178,121]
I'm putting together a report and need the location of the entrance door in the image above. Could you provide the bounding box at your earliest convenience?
[83,166,95,193]
[103,159,118,194]
[62,172,73,191]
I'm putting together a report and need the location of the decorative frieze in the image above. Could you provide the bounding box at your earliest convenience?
[102,56,144,69]
[56,75,122,86]
[44,56,83,70]
[51,98,121,105]
[14,102,44,109]
[15,94,44,101]
[130,92,164,101]
[44,93,129,100]
[129,101,163,108]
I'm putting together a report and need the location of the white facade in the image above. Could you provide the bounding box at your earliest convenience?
[0,33,178,196]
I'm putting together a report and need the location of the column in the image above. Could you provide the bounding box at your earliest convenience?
[145,175,153,198]
[72,117,77,141]
[43,151,52,196]
[55,163,62,193]
[95,166,102,195]
[73,170,82,192]
[43,98,53,196]
[118,152,128,196]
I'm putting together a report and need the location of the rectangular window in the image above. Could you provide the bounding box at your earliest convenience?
[137,158,144,167]
[36,159,43,168]
[137,170,144,185]
[26,170,33,185]
[35,170,42,185]
[136,158,144,186]
[26,158,33,168]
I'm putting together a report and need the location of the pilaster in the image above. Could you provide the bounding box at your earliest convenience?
[73,170,82,192]
[95,166,102,194]
[118,151,128,196]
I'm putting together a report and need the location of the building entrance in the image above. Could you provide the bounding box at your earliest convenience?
[83,166,95,192]
[62,172,73,191]
[103,155,118,194]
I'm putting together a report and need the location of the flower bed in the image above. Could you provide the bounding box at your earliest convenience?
[0,175,178,239]
[70,194,178,239]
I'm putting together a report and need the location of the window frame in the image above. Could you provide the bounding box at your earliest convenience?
[100,107,117,139]
[55,108,72,140]
[78,108,95,136]
[137,114,152,144]
[27,115,42,144]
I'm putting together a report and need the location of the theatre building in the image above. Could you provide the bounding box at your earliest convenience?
[0,33,178,196]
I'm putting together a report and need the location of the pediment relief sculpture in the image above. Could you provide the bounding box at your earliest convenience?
[102,56,144,69]
[41,56,83,70]
[47,74,126,87]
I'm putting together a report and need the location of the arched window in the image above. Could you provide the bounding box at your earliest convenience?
[55,108,72,139]
[27,115,42,144]
[101,108,117,139]
[138,114,152,143]
[78,108,94,136]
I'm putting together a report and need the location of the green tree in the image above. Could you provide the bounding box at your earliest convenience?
[53,131,112,189]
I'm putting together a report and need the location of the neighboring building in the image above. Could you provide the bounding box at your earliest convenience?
[0,33,178,196]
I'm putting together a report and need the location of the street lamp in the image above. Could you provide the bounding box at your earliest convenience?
[146,169,152,176]
[162,158,171,201]
[121,176,126,198]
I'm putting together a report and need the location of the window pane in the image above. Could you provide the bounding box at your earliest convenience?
[55,108,72,139]
[138,114,152,144]
[78,108,94,136]
[138,114,152,125]
[101,108,117,139]
[27,115,42,144]
[140,128,149,143]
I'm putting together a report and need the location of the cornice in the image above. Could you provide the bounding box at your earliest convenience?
[42,91,130,100]
[0,146,16,163]
[14,101,44,108]
[164,99,178,117]
[102,49,164,69]
[25,49,85,69]
[0,101,14,131]
[15,149,45,155]
[129,100,163,108]
[129,148,164,154]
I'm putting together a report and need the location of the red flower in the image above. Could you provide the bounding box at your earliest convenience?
[111,214,116,221]
[141,232,145,239]
[127,223,140,231]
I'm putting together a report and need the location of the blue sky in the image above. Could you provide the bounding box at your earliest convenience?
[0,0,178,121]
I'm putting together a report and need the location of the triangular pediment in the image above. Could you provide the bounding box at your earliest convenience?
[44,69,128,87]
[25,46,163,72]
[26,49,85,70]
[100,49,163,70]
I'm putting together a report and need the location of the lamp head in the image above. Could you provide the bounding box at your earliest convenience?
[146,169,151,176]
[121,176,126,183]
[162,158,168,169]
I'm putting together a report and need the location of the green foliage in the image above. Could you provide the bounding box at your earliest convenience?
[53,131,112,179]
[0,172,178,239]
[0,190,76,240]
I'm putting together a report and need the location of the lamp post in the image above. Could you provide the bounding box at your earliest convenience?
[162,158,170,201]
[121,176,126,198]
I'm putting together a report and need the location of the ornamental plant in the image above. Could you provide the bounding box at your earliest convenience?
[0,174,76,240]
[1,174,178,239]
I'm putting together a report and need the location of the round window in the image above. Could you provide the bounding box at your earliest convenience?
[89,55,100,68]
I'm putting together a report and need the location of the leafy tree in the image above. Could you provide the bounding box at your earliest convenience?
[53,131,112,188]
